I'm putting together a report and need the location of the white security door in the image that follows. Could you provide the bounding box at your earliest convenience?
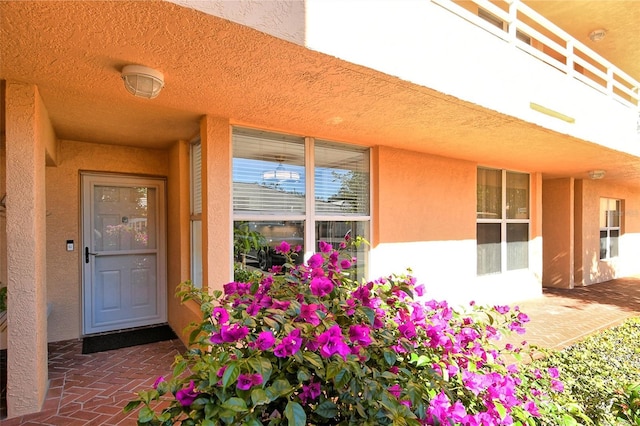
[82,173,167,334]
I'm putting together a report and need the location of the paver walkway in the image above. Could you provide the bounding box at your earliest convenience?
[1,276,639,425]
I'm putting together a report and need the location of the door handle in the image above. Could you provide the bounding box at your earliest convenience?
[85,247,97,263]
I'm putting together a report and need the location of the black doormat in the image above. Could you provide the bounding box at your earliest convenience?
[82,324,178,354]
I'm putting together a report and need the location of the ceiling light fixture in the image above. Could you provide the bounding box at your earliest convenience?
[588,29,607,42]
[588,170,606,180]
[262,163,300,182]
[121,64,164,99]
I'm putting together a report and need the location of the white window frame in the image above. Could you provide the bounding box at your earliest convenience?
[232,128,371,276]
[477,168,530,275]
[599,198,621,260]
[190,138,203,288]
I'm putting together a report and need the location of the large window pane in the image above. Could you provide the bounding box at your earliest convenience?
[234,220,304,271]
[316,221,368,282]
[315,142,370,215]
[506,172,529,219]
[477,168,502,219]
[610,229,619,258]
[233,129,305,214]
[507,223,529,270]
[477,223,501,275]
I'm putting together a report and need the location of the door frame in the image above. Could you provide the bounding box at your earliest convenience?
[81,172,168,335]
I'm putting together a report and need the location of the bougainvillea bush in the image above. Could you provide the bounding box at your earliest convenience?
[125,237,584,425]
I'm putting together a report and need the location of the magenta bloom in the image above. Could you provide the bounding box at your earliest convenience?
[547,367,560,378]
[274,329,303,358]
[237,373,263,390]
[318,241,333,253]
[307,253,323,268]
[275,241,290,254]
[551,379,565,392]
[494,305,510,314]
[220,324,249,343]
[212,307,229,324]
[255,330,275,350]
[398,322,417,340]
[310,276,334,297]
[299,380,322,403]
[152,376,165,389]
[348,324,372,346]
[388,384,402,398]
[176,380,200,407]
[317,325,350,361]
[340,259,352,270]
[299,303,321,326]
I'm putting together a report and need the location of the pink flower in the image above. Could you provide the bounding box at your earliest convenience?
[299,380,322,403]
[318,241,333,253]
[398,322,416,340]
[255,330,275,350]
[307,253,323,268]
[152,376,165,389]
[551,379,564,392]
[340,259,352,270]
[547,367,560,378]
[299,303,321,326]
[275,241,290,254]
[310,276,334,297]
[317,325,350,361]
[388,384,402,398]
[212,307,229,324]
[274,329,302,358]
[348,324,372,346]
[237,373,263,390]
[176,380,200,407]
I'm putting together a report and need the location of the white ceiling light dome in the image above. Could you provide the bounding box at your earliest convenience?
[121,64,164,99]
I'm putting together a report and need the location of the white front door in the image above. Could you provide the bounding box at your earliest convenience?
[82,173,167,335]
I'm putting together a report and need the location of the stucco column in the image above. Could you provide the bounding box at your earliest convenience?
[5,82,49,417]
[200,116,232,293]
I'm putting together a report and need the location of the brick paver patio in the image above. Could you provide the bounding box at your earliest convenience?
[1,276,639,425]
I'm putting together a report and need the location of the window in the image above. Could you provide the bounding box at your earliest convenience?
[477,168,529,275]
[190,139,203,288]
[600,198,621,260]
[232,128,370,281]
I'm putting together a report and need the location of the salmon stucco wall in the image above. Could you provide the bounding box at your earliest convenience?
[542,178,575,288]
[0,145,6,293]
[45,140,169,342]
[578,179,640,285]
[370,146,479,304]
[166,140,201,345]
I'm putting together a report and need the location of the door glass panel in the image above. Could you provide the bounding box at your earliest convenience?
[93,186,156,251]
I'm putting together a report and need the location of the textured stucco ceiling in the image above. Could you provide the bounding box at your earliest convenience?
[1,0,640,183]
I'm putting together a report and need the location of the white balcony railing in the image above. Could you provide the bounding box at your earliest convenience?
[432,0,640,109]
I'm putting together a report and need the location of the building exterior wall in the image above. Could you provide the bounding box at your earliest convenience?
[45,140,169,342]
[577,179,640,285]
[370,146,542,306]
[542,178,575,288]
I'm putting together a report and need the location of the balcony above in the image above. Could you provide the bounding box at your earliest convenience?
[303,0,640,154]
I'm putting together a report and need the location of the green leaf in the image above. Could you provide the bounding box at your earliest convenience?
[361,307,376,326]
[138,406,155,423]
[284,401,307,426]
[202,420,216,426]
[265,379,293,401]
[222,362,240,389]
[251,388,272,406]
[303,352,325,371]
[248,356,273,383]
[315,401,338,419]
[383,350,397,366]
[123,400,141,413]
[222,397,248,412]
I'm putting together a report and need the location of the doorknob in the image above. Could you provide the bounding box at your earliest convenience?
[85,247,97,263]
